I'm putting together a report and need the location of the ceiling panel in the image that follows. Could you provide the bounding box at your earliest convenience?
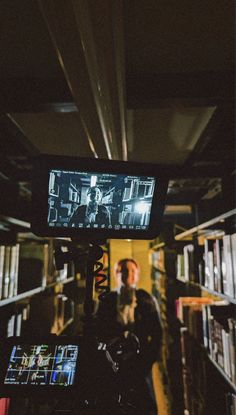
[11,113,94,157]
[127,106,216,164]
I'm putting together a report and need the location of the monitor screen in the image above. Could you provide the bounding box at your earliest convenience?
[31,155,169,239]
[4,344,78,387]
[48,169,156,232]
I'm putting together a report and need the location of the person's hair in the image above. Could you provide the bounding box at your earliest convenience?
[87,186,102,199]
[115,258,140,275]
[34,354,41,363]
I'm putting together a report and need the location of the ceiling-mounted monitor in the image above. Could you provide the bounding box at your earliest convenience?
[31,154,169,240]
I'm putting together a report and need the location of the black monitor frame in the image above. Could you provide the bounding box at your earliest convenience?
[31,154,169,240]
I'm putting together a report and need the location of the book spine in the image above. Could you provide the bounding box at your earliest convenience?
[0,245,5,300]
[7,314,15,337]
[13,243,20,297]
[2,246,11,299]
[204,239,209,288]
[228,318,236,383]
[214,239,223,293]
[231,233,236,299]
[202,305,209,350]
[223,235,234,297]
[8,245,18,298]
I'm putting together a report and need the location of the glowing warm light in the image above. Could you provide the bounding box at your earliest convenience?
[90,176,97,187]
[134,202,149,214]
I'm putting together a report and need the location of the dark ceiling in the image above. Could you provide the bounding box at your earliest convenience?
[0,0,235,228]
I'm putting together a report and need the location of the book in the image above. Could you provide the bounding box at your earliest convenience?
[183,244,194,281]
[0,245,5,300]
[8,244,20,298]
[206,303,234,377]
[7,314,15,337]
[2,246,11,299]
[223,235,234,297]
[213,239,223,293]
[123,187,131,201]
[176,297,214,324]
[204,239,215,290]
[176,254,184,279]
[231,233,236,299]
[227,318,236,384]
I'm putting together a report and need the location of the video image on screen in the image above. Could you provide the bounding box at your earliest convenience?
[4,344,78,386]
[47,169,156,231]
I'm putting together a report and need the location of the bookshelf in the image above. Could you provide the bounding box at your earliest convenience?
[0,286,43,307]
[174,209,236,414]
[201,285,236,305]
[55,317,74,336]
[207,352,236,393]
[175,208,236,241]
[149,242,184,415]
[0,276,76,307]
[0,216,76,339]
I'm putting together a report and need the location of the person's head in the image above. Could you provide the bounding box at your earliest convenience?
[34,354,43,366]
[115,258,140,288]
[87,186,102,205]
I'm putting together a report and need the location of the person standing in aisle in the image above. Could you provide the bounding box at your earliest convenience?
[69,186,111,227]
[96,258,162,415]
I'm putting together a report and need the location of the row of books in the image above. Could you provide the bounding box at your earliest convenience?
[176,232,236,299]
[176,297,236,385]
[0,303,30,339]
[122,178,154,201]
[0,241,74,301]
[0,293,74,339]
[204,234,236,298]
[150,249,165,272]
[180,328,205,415]
[203,303,236,384]
[180,327,236,415]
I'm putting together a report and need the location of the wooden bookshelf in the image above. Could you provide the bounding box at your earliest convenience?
[175,208,236,241]
[0,215,30,230]
[207,353,236,392]
[56,317,73,335]
[201,285,236,305]
[0,215,78,340]
[0,286,43,306]
[176,276,188,284]
[177,277,236,304]
[178,322,236,415]
[175,208,236,414]
[150,244,183,414]
[46,276,75,289]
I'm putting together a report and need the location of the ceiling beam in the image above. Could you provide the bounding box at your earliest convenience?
[110,0,128,160]
[71,0,125,160]
[38,0,127,160]
[38,0,108,158]
[126,71,234,109]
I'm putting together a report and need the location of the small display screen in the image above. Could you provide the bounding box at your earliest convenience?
[47,169,156,231]
[4,344,78,387]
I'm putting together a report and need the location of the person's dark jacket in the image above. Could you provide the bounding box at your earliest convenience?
[96,289,162,375]
[69,204,110,226]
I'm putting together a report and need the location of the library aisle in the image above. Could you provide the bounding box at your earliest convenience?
[0,210,236,415]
